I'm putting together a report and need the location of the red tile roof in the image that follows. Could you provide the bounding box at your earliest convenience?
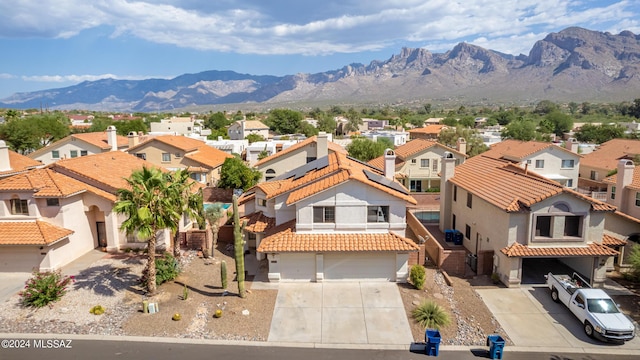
[0,221,74,245]
[501,241,619,257]
[604,164,640,191]
[0,168,113,200]
[368,138,466,169]
[581,139,640,170]
[254,152,416,205]
[127,135,233,169]
[483,140,580,162]
[0,150,42,177]
[408,125,446,135]
[241,212,275,233]
[450,155,615,212]
[257,220,419,253]
[602,234,627,247]
[253,136,346,167]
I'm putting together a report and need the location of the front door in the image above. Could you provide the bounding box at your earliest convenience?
[96,222,107,248]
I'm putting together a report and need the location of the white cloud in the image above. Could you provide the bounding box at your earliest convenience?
[0,0,638,56]
[0,73,15,79]
[21,74,173,82]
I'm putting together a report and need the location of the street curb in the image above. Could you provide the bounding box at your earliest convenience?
[1,333,638,355]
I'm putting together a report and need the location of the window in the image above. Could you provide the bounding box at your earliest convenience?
[367,206,389,222]
[313,206,335,223]
[420,159,429,168]
[162,153,171,162]
[590,171,598,180]
[536,216,552,237]
[190,173,203,182]
[80,150,88,156]
[10,199,29,215]
[465,224,471,239]
[265,169,276,181]
[432,159,438,171]
[452,214,456,231]
[466,192,472,208]
[453,185,457,201]
[135,153,147,160]
[411,159,417,164]
[46,198,60,207]
[561,159,575,168]
[52,150,60,159]
[566,179,573,188]
[175,153,182,158]
[410,180,421,192]
[257,198,267,206]
[306,157,316,163]
[526,159,532,165]
[611,186,616,200]
[535,159,544,168]
[70,150,78,158]
[636,192,640,207]
[564,216,582,237]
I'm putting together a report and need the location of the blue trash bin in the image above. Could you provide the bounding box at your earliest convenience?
[425,329,441,356]
[486,334,505,360]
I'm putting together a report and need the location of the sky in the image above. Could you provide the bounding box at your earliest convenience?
[1,0,639,99]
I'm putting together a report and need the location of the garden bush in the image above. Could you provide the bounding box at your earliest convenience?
[147,252,180,285]
[19,270,74,308]
[626,244,640,282]
[412,300,451,330]
[409,265,426,290]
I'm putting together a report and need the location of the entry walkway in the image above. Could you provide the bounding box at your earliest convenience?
[268,282,413,345]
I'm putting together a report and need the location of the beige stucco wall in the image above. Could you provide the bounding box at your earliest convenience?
[30,141,106,166]
[255,143,318,181]
[515,147,580,188]
[398,146,465,191]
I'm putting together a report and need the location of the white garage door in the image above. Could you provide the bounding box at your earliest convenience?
[279,253,316,281]
[324,252,396,281]
[0,246,42,273]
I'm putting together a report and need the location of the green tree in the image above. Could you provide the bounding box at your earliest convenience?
[568,102,579,115]
[458,115,475,128]
[545,111,574,136]
[205,112,230,130]
[316,115,337,134]
[423,103,432,114]
[245,133,265,144]
[87,117,113,133]
[344,108,363,133]
[166,169,203,258]
[0,114,70,154]
[346,138,390,162]
[266,109,302,135]
[299,121,320,137]
[501,119,537,141]
[441,117,458,126]
[438,127,487,157]
[113,119,148,136]
[490,110,516,126]
[534,100,559,115]
[113,167,177,294]
[217,157,261,191]
[203,203,225,258]
[575,123,625,144]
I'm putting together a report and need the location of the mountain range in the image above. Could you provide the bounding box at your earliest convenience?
[2,27,640,111]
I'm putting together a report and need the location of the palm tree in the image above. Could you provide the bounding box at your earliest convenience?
[203,203,225,258]
[165,169,203,258]
[114,166,179,294]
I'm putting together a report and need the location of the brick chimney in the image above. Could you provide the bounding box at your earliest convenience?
[317,132,329,159]
[565,137,579,153]
[106,126,118,151]
[0,140,11,172]
[614,159,635,209]
[384,148,396,179]
[439,151,457,232]
[127,131,139,148]
[456,137,467,155]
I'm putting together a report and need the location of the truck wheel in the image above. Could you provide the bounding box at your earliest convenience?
[584,321,594,338]
[551,288,559,303]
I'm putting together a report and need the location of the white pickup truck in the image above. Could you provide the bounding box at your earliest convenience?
[546,272,636,342]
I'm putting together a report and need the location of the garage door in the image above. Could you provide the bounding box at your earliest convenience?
[0,246,42,273]
[279,253,315,281]
[324,252,396,281]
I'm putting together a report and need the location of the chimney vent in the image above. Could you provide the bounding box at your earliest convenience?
[384,148,396,180]
[0,140,11,172]
[106,126,118,151]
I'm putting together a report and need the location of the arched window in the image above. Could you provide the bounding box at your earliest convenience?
[265,169,276,181]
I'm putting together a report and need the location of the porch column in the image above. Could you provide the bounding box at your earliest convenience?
[104,210,121,252]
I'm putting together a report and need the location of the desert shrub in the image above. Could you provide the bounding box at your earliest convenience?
[410,265,426,290]
[154,252,180,285]
[19,270,74,308]
[627,244,640,282]
[412,300,451,330]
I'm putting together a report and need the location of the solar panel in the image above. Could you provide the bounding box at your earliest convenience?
[363,169,409,195]
[272,156,330,181]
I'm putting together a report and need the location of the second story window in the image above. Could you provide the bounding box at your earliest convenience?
[135,153,147,160]
[466,192,472,208]
[52,150,60,159]
[70,150,78,158]
[46,198,60,207]
[313,206,335,223]
[257,198,267,206]
[636,192,640,207]
[80,150,88,156]
[265,169,276,181]
[162,153,171,162]
[590,171,598,180]
[453,185,457,201]
[611,186,616,200]
[561,159,575,168]
[367,206,389,222]
[10,199,29,215]
[420,159,429,168]
[432,159,438,171]
[535,159,544,168]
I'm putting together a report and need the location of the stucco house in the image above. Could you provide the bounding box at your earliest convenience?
[408,125,447,140]
[253,132,346,182]
[241,150,418,282]
[227,120,270,141]
[125,135,233,185]
[481,139,581,189]
[0,140,43,179]
[439,153,620,287]
[368,138,467,192]
[27,126,129,165]
[150,116,205,136]
[579,139,640,192]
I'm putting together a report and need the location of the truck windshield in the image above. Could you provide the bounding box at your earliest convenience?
[586,299,620,314]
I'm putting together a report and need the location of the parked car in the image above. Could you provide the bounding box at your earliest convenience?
[546,272,636,343]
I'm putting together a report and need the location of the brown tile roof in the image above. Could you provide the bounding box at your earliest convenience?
[0,168,84,197]
[602,234,627,247]
[243,120,269,130]
[253,136,346,167]
[581,139,640,171]
[368,139,466,169]
[127,135,233,169]
[254,152,416,205]
[257,220,419,253]
[71,132,129,150]
[603,164,640,191]
[0,150,42,177]
[451,155,615,212]
[483,140,580,162]
[408,125,446,135]
[238,192,255,205]
[0,220,74,246]
[501,241,619,257]
[49,151,161,192]
[241,212,275,233]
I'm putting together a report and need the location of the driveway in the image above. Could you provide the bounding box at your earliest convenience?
[477,285,640,351]
[0,273,30,303]
[268,282,413,345]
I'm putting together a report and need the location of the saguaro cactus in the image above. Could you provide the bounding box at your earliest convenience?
[221,260,228,289]
[232,194,247,298]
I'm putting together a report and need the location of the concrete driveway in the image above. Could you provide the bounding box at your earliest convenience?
[477,286,640,351]
[0,273,30,303]
[268,282,413,345]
